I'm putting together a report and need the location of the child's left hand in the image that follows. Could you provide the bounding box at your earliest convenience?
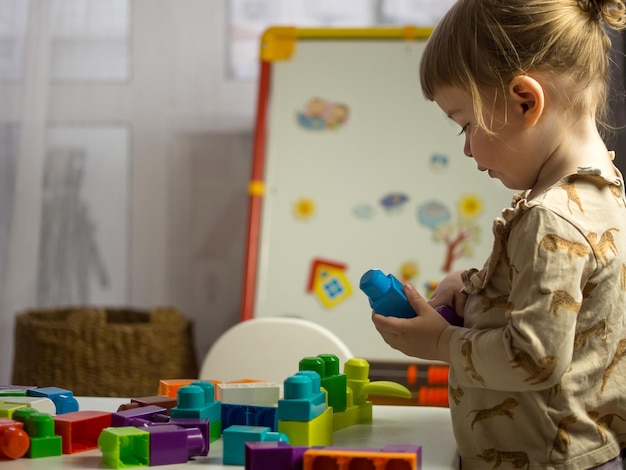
[371,282,454,363]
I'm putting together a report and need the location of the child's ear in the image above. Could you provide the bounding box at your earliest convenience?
[508,75,544,128]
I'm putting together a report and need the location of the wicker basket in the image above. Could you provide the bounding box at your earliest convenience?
[12,307,198,397]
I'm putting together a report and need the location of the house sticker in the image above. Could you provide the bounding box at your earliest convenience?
[306,258,353,308]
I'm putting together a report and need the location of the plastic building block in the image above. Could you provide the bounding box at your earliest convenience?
[144,424,206,466]
[0,386,36,397]
[54,410,112,454]
[27,387,79,414]
[360,268,463,325]
[24,412,62,458]
[111,405,169,427]
[219,382,281,406]
[168,418,210,456]
[129,395,178,414]
[360,269,416,318]
[0,418,29,459]
[222,425,289,466]
[0,403,27,419]
[299,355,347,412]
[345,358,411,405]
[2,396,56,415]
[222,403,277,431]
[303,444,422,470]
[10,407,39,424]
[170,382,222,442]
[277,372,326,422]
[98,426,150,468]
[157,379,195,399]
[278,406,333,447]
[171,383,220,421]
[245,441,308,470]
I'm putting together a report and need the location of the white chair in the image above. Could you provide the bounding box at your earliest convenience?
[198,317,354,385]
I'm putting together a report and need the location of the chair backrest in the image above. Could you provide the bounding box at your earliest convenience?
[198,317,354,385]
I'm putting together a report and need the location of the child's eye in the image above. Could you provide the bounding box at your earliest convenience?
[457,124,470,136]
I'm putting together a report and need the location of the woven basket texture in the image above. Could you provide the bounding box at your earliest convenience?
[12,307,198,397]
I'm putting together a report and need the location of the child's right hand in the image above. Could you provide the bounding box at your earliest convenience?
[428,270,468,318]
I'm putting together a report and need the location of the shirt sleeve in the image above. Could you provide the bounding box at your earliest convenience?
[448,206,596,391]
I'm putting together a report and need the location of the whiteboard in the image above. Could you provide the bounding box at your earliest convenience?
[242,27,514,361]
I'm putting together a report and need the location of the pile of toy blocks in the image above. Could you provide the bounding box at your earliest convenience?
[1,354,423,469]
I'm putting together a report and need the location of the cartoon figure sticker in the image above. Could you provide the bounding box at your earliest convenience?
[297,97,350,131]
[380,192,409,212]
[417,194,484,272]
[429,153,450,173]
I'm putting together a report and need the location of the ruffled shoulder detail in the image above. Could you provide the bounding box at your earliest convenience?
[462,192,530,294]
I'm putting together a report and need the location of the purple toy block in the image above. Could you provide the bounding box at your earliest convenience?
[111,405,169,427]
[145,425,206,466]
[245,441,307,470]
[168,418,211,457]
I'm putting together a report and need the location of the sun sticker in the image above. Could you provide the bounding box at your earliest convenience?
[294,197,316,220]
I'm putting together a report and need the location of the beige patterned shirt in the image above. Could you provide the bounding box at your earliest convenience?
[448,164,626,469]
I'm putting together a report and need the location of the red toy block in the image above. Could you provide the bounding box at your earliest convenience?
[54,410,112,454]
[0,418,29,459]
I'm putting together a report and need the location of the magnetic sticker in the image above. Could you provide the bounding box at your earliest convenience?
[306,258,353,309]
[380,192,409,212]
[293,197,316,220]
[398,261,419,284]
[296,97,350,131]
[429,153,449,173]
[417,194,484,272]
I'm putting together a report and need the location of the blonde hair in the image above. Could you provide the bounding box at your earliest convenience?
[420,0,626,132]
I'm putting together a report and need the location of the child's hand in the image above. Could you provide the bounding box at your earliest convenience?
[371,282,454,363]
[429,270,468,317]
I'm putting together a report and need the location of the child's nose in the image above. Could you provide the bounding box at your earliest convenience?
[463,136,472,158]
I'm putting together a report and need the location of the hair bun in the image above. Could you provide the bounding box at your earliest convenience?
[579,0,626,28]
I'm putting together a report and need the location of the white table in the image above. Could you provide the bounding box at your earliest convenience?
[2,397,459,469]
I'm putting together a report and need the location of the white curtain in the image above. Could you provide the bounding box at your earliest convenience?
[0,0,258,386]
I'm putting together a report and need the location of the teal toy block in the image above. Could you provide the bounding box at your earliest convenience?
[299,354,347,413]
[171,382,220,422]
[222,425,289,465]
[24,412,62,458]
[28,387,79,414]
[277,372,326,422]
[98,426,150,468]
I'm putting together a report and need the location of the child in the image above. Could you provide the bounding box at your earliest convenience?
[371,0,626,468]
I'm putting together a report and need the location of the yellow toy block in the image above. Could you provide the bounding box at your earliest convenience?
[278,407,333,447]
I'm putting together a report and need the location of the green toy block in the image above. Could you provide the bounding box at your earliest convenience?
[278,406,333,447]
[25,412,62,458]
[299,355,347,413]
[98,426,150,468]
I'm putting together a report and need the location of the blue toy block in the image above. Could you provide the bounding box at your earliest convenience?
[222,403,277,431]
[27,387,78,414]
[245,441,308,470]
[222,425,289,466]
[299,355,347,413]
[277,372,326,422]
